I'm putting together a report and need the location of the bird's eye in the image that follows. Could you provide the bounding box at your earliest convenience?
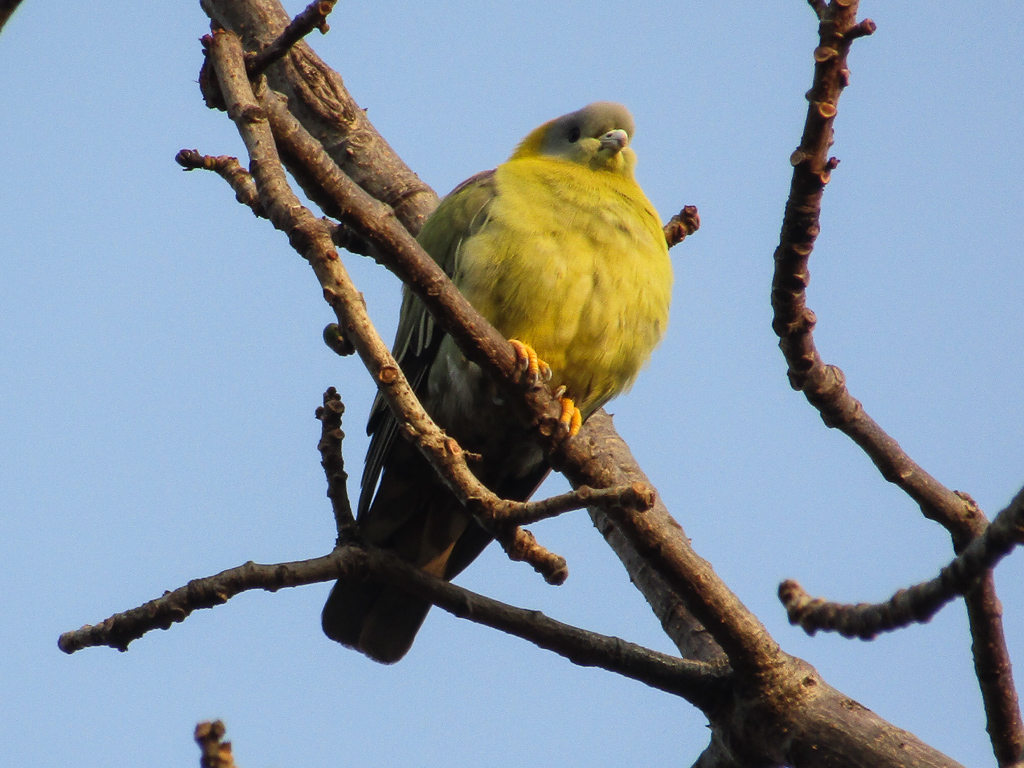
[567,126,581,142]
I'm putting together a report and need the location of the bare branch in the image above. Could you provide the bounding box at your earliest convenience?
[58,544,724,707]
[771,3,1023,760]
[483,482,656,528]
[315,387,355,537]
[773,0,980,542]
[967,572,1024,767]
[780,485,1024,638]
[246,0,336,77]
[175,149,264,215]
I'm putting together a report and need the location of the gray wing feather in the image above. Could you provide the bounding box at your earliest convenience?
[357,170,499,517]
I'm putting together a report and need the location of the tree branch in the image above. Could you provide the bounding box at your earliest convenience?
[483,482,656,528]
[780,485,1024,638]
[246,0,336,77]
[176,149,265,216]
[664,205,701,249]
[771,3,1022,762]
[772,0,977,541]
[201,0,439,233]
[58,543,726,708]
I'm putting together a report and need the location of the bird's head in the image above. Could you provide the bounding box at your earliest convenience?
[510,102,638,177]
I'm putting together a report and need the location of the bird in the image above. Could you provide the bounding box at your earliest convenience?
[322,101,673,663]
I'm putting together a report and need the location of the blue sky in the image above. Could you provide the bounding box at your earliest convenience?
[2,2,1022,766]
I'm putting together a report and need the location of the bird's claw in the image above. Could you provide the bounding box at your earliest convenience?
[555,389,582,438]
[510,340,578,436]
[509,339,551,389]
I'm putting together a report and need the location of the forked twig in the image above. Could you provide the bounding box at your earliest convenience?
[773,3,1023,761]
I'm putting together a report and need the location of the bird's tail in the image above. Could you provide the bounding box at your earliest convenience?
[321,579,432,665]
[321,441,545,664]
[321,482,490,664]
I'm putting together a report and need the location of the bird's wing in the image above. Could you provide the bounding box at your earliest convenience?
[358,169,499,517]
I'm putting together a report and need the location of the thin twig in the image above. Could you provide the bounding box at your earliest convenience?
[175,149,264,216]
[483,482,656,528]
[246,0,336,77]
[780,486,1024,639]
[773,0,977,542]
[315,387,355,537]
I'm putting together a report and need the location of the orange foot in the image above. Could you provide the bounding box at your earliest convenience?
[552,385,582,437]
[558,394,582,437]
[509,340,581,437]
[509,339,551,389]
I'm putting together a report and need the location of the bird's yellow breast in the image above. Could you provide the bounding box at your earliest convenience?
[455,156,672,415]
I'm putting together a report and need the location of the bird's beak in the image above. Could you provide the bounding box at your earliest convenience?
[599,129,629,153]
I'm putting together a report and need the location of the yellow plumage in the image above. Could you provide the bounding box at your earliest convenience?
[322,102,672,663]
[458,155,670,414]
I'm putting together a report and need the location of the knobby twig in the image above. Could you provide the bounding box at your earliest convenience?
[196,721,237,768]
[57,543,725,707]
[771,2,1022,761]
[482,481,656,528]
[773,0,976,542]
[663,205,700,249]
[175,149,264,215]
[781,484,1024,639]
[246,0,336,76]
[315,387,355,537]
